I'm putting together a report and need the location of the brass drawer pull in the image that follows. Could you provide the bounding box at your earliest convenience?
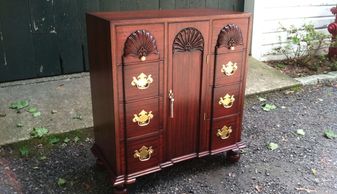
[221,61,238,76]
[131,73,153,90]
[134,146,153,161]
[132,110,154,126]
[216,125,232,140]
[218,94,235,108]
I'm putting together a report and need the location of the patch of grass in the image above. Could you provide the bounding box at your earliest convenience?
[289,85,302,93]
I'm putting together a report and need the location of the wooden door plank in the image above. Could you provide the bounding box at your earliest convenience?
[160,0,175,9]
[206,0,219,8]
[32,34,60,77]
[138,0,159,10]
[120,0,139,10]
[189,0,205,8]
[99,0,120,11]
[54,0,84,73]
[0,0,36,82]
[29,0,61,77]
[219,0,243,11]
[78,0,100,71]
[175,0,189,8]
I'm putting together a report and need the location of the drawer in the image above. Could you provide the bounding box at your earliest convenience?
[211,115,240,150]
[116,24,164,65]
[213,52,244,85]
[211,18,249,54]
[127,135,160,174]
[212,83,241,118]
[118,61,162,102]
[124,98,162,138]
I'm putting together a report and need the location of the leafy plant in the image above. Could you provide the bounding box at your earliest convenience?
[261,103,277,112]
[271,24,329,70]
[30,127,49,138]
[19,146,29,157]
[32,111,41,117]
[324,129,337,139]
[9,100,29,110]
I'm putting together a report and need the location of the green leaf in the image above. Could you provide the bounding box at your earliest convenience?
[48,136,60,144]
[19,146,29,157]
[267,142,279,150]
[27,107,38,113]
[257,97,267,102]
[324,129,337,139]
[16,123,23,128]
[73,136,80,143]
[261,103,277,112]
[32,111,41,117]
[9,100,29,110]
[30,127,49,138]
[57,178,66,187]
[39,156,47,160]
[63,137,70,143]
[296,129,305,136]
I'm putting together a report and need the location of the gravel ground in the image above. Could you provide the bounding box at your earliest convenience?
[0,82,336,194]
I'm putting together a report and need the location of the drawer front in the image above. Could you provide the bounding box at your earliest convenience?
[116,24,164,65]
[211,18,249,54]
[212,83,241,118]
[127,135,160,174]
[214,52,244,85]
[119,61,161,102]
[211,115,239,150]
[124,98,162,138]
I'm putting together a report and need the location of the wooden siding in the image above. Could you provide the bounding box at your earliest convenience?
[245,0,335,61]
[0,0,243,83]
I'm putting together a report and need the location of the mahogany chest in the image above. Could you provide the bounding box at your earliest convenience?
[86,8,251,192]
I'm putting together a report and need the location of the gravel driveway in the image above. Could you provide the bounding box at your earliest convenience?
[0,82,336,194]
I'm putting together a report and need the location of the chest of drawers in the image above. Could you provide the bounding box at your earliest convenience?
[86,9,251,193]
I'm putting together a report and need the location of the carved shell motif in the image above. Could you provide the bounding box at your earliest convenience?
[124,30,159,59]
[173,27,204,53]
[216,24,243,50]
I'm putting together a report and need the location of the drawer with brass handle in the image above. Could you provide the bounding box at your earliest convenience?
[213,52,244,85]
[127,135,160,174]
[123,98,162,138]
[211,115,239,151]
[118,61,162,102]
[213,83,241,118]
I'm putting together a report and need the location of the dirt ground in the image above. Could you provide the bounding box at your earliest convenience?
[0,82,336,194]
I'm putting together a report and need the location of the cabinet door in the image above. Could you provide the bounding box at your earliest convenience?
[167,22,209,160]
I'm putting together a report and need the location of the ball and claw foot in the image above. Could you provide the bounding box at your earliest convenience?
[226,150,241,163]
[113,184,127,194]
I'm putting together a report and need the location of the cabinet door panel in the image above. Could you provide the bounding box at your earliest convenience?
[167,22,209,159]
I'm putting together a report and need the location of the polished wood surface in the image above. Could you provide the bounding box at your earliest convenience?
[87,8,251,192]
